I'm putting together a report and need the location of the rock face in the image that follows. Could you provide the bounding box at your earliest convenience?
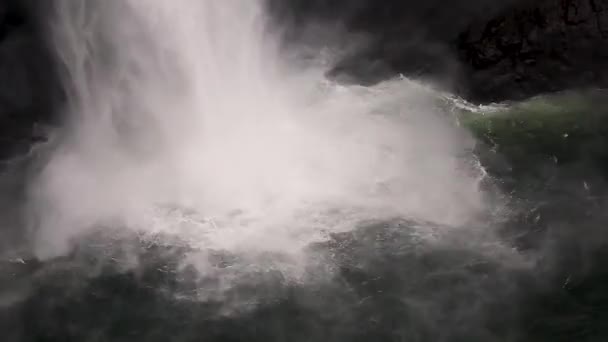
[274,0,608,103]
[272,0,526,87]
[0,0,60,254]
[0,0,58,161]
[458,0,608,103]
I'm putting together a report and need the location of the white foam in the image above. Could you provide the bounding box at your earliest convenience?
[28,0,489,273]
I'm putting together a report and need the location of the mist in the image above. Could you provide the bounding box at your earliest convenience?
[23,0,502,301]
[1,0,607,340]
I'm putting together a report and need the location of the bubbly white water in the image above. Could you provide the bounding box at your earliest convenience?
[28,0,489,273]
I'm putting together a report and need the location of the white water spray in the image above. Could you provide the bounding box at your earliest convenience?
[29,0,488,276]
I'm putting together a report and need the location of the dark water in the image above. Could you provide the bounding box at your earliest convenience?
[1,91,608,341]
[2,221,534,342]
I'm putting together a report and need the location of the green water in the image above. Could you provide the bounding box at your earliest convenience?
[460,90,608,179]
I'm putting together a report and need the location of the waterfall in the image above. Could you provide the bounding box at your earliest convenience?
[28,0,488,274]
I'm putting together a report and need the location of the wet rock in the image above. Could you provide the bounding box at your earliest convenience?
[271,0,528,90]
[458,0,608,103]
[0,0,59,160]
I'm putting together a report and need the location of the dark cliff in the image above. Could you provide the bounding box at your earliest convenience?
[458,0,608,102]
[272,0,527,87]
[0,0,59,252]
[273,0,608,103]
[0,0,58,161]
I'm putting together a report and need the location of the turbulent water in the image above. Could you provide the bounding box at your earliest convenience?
[2,1,608,341]
[30,1,493,266]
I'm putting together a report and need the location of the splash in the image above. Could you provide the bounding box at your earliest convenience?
[28,0,489,277]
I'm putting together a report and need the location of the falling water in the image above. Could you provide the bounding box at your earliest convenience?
[27,0,492,289]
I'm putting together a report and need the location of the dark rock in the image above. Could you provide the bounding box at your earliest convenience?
[0,0,60,160]
[458,0,608,103]
[270,0,529,91]
[0,0,62,260]
[273,0,608,103]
